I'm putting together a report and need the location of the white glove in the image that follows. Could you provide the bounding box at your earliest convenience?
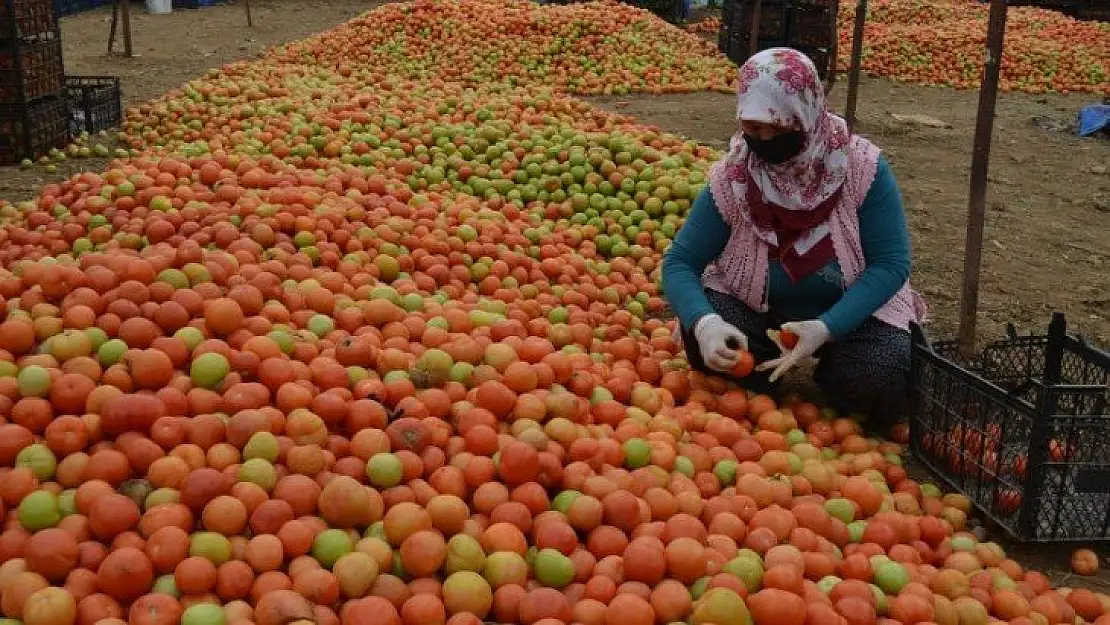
[756,319,830,383]
[693,314,748,372]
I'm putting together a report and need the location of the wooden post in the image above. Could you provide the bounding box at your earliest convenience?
[108,0,118,53]
[121,0,133,57]
[957,0,1008,354]
[844,0,867,133]
[245,0,253,26]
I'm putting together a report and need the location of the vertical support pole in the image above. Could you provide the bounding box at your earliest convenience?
[108,0,119,53]
[957,0,1007,355]
[121,0,134,57]
[245,0,253,26]
[844,0,867,133]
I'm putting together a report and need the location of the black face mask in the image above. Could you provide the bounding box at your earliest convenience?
[743,131,806,165]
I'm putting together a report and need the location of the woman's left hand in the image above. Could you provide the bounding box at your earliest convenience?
[756,320,830,383]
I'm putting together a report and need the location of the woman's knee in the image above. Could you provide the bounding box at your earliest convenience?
[817,368,908,420]
[819,351,908,386]
[815,327,911,415]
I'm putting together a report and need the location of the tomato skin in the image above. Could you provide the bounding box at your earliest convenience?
[731,351,755,378]
[780,329,799,350]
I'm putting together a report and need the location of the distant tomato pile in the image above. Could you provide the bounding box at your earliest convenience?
[269,0,735,96]
[683,16,721,35]
[837,0,1109,93]
[0,2,1108,625]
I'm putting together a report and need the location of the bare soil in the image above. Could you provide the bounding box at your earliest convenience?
[0,0,379,200]
[0,0,1107,579]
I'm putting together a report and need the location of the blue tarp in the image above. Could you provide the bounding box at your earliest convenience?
[1078,104,1110,138]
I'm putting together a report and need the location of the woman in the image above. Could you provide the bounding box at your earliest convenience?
[662,48,926,429]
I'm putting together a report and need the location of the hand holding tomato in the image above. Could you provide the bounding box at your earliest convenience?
[757,320,830,383]
[732,349,756,377]
[695,314,747,372]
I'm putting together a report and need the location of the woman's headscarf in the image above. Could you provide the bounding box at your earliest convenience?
[711,48,852,279]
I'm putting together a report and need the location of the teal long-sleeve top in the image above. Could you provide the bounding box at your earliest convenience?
[661,157,910,340]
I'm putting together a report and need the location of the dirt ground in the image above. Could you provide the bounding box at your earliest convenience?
[0,0,380,200]
[0,0,1107,579]
[59,0,377,106]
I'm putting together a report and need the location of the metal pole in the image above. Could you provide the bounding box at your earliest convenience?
[844,0,867,132]
[957,0,1008,354]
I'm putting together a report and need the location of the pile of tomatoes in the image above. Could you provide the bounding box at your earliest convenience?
[836,0,1109,94]
[0,2,1107,625]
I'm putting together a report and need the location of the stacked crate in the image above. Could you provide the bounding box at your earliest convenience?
[717,0,836,80]
[0,0,69,164]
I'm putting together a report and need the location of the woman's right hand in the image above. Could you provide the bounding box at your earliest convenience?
[693,314,748,372]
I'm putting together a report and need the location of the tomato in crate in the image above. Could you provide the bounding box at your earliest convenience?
[910,313,1110,542]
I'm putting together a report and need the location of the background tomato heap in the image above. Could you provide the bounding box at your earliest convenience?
[0,2,1108,625]
[837,0,1109,94]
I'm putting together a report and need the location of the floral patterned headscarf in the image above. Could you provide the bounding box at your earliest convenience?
[715,48,851,234]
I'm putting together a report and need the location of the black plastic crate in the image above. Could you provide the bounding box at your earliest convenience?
[65,75,120,135]
[718,0,791,51]
[0,31,63,103]
[172,0,221,9]
[0,94,69,163]
[909,313,1110,543]
[632,0,686,22]
[1077,1,1110,21]
[53,0,103,16]
[718,0,834,76]
[1025,0,1082,13]
[1,0,57,39]
[789,1,834,49]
